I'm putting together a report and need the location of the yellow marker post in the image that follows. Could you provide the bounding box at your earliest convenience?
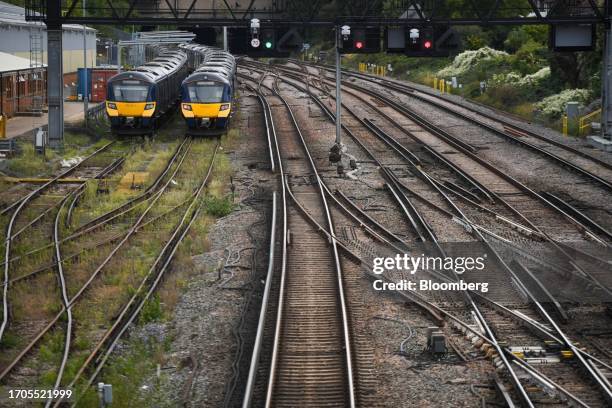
[433,78,438,90]
[562,115,568,136]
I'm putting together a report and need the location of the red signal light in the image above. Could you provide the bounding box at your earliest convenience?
[424,40,432,49]
[355,41,364,49]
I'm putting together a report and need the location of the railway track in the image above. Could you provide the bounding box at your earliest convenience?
[240,61,612,407]
[238,73,359,407]
[51,137,220,407]
[249,61,611,282]
[0,137,224,406]
[0,141,121,343]
[294,60,612,187]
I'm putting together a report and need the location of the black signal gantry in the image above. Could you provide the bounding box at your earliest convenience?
[385,26,457,57]
[339,27,380,54]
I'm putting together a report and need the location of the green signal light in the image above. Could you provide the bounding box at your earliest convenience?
[265,41,273,49]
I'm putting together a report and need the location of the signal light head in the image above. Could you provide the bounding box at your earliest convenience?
[355,41,364,49]
[265,41,273,49]
[424,40,432,49]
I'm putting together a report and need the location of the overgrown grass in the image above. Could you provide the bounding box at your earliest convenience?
[4,123,242,405]
[76,337,171,407]
[202,194,234,217]
[70,126,242,406]
[4,143,58,177]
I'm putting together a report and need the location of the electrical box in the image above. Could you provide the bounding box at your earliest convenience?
[551,24,595,51]
[427,327,447,354]
[385,27,406,52]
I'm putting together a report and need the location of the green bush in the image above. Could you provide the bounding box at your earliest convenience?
[202,194,234,217]
[140,294,163,324]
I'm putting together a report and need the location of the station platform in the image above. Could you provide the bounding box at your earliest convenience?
[4,102,87,139]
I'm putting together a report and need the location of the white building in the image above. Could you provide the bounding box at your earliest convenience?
[0,1,96,74]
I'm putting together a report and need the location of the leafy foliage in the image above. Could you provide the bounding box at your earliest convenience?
[535,89,592,119]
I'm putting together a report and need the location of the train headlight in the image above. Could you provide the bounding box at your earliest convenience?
[144,103,155,110]
[220,104,230,111]
[107,102,117,110]
[182,104,192,111]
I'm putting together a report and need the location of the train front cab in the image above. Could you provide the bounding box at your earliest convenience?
[181,73,233,135]
[106,74,157,135]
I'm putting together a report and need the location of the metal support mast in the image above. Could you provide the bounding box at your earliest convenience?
[47,0,63,147]
[602,2,612,140]
[83,0,88,128]
[335,26,342,145]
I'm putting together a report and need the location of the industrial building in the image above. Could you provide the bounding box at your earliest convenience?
[0,1,96,75]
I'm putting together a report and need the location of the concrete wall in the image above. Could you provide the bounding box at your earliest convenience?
[0,24,96,74]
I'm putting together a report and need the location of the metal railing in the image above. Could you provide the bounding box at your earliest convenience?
[579,108,601,136]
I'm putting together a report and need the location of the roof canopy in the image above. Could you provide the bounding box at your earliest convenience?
[0,52,45,73]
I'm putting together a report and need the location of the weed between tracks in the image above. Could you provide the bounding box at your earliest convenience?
[75,132,237,406]
[1,132,111,178]
[4,129,238,404]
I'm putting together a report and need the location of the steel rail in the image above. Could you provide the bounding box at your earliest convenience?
[278,63,612,293]
[542,192,612,241]
[245,63,541,407]
[362,69,612,190]
[242,82,275,173]
[72,137,190,234]
[274,133,593,407]
[1,193,195,287]
[240,73,356,407]
[296,59,612,172]
[45,192,74,408]
[0,139,190,271]
[238,75,290,408]
[252,62,611,274]
[65,156,126,228]
[261,73,611,393]
[60,140,220,406]
[314,70,612,403]
[2,156,126,246]
[268,62,610,264]
[304,62,610,390]
[282,147,586,407]
[242,191,277,408]
[267,77,356,408]
[0,138,193,382]
[0,141,115,342]
[251,61,608,237]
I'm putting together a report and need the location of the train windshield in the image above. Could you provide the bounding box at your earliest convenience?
[187,81,228,103]
[112,80,150,102]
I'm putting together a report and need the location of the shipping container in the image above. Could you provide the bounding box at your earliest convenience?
[91,69,118,102]
[76,67,92,101]
[77,67,119,102]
